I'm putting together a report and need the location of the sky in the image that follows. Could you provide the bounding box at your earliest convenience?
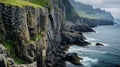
[75,0,120,18]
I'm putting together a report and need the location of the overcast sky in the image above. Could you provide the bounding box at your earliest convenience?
[75,0,120,18]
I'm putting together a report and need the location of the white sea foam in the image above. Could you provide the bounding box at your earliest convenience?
[85,37,96,41]
[103,43,109,46]
[66,62,81,67]
[67,46,107,54]
[66,56,99,67]
[80,56,99,67]
[89,42,109,47]
[95,31,99,33]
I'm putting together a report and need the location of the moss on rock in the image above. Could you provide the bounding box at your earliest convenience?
[0,40,28,64]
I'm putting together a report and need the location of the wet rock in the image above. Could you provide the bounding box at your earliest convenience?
[61,31,90,46]
[96,43,104,46]
[0,44,7,55]
[65,53,82,65]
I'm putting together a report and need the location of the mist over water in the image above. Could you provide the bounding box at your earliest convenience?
[67,24,120,67]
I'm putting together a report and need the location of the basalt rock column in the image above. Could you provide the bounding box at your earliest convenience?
[36,36,47,67]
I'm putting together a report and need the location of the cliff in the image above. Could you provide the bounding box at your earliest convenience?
[69,0,114,21]
[0,0,90,67]
[69,0,114,27]
[0,0,110,67]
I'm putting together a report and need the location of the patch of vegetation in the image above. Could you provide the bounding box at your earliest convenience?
[0,34,5,38]
[1,40,28,64]
[28,0,50,7]
[37,33,43,40]
[76,11,102,19]
[10,52,28,64]
[0,0,42,8]
[1,40,15,50]
[31,33,43,41]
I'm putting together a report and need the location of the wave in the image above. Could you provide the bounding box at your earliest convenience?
[104,52,120,58]
[95,31,99,33]
[80,56,99,67]
[89,42,109,47]
[66,62,82,67]
[68,46,107,54]
[66,56,99,67]
[85,37,96,41]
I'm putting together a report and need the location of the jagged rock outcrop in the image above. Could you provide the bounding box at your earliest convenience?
[0,44,17,67]
[65,53,83,65]
[61,31,90,46]
[0,44,7,67]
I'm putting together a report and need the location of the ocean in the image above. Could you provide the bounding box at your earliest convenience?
[67,24,120,67]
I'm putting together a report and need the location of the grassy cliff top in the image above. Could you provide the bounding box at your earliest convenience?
[29,0,49,7]
[0,0,49,8]
[77,11,102,19]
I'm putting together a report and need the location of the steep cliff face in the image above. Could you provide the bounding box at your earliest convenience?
[69,0,114,22]
[0,0,68,66]
[0,3,49,65]
[61,0,114,27]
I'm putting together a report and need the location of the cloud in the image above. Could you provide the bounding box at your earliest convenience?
[75,0,120,18]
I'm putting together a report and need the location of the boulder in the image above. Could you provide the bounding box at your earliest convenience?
[61,31,90,46]
[96,43,104,46]
[65,53,82,65]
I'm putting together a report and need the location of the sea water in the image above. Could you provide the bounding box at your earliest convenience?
[67,24,120,67]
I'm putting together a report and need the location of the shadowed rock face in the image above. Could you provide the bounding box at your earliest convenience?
[0,45,7,67]
[61,31,90,46]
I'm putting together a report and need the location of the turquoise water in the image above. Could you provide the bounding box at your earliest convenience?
[67,24,120,67]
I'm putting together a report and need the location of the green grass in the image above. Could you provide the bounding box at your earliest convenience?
[10,52,28,64]
[0,0,43,8]
[31,33,42,41]
[0,34,5,38]
[1,40,28,64]
[29,0,50,7]
[1,40,15,50]
[76,11,102,19]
